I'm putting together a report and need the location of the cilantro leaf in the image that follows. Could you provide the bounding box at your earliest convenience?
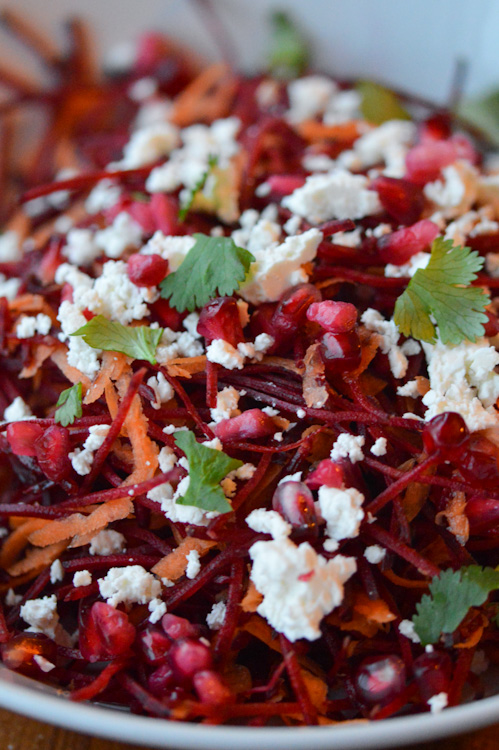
[357,81,410,125]
[178,155,218,222]
[174,430,242,514]
[268,11,309,79]
[159,234,255,312]
[393,237,490,344]
[71,315,163,364]
[55,382,82,426]
[412,565,499,645]
[458,90,499,148]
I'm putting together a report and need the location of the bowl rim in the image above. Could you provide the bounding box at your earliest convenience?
[0,665,497,749]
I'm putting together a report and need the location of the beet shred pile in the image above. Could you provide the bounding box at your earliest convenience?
[1,10,499,727]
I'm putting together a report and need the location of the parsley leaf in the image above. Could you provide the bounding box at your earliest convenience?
[268,11,309,79]
[174,430,242,514]
[393,237,490,344]
[55,382,82,426]
[72,315,163,364]
[357,80,410,125]
[178,155,218,222]
[159,234,255,312]
[412,565,499,645]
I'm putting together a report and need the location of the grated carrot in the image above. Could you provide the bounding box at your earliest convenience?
[9,294,58,323]
[166,355,207,378]
[171,63,236,127]
[353,592,396,625]
[301,670,327,709]
[295,119,363,144]
[51,347,91,390]
[152,537,217,581]
[20,342,57,379]
[0,518,50,569]
[117,372,158,485]
[240,580,263,613]
[7,540,68,576]
[84,352,128,405]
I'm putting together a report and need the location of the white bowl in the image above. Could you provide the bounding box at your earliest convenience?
[1,1,499,747]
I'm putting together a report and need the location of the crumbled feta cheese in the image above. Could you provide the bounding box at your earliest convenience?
[33,655,56,673]
[89,529,126,556]
[69,424,110,476]
[353,120,416,170]
[397,380,421,398]
[282,170,382,224]
[98,565,161,607]
[73,570,92,587]
[364,545,386,564]
[283,214,302,236]
[206,339,245,369]
[15,313,52,339]
[158,446,177,474]
[85,179,122,215]
[148,477,219,526]
[246,508,292,538]
[361,308,409,379]
[385,251,430,278]
[185,550,201,579]
[318,485,365,541]
[148,597,167,624]
[370,437,388,457]
[421,338,499,432]
[398,619,420,643]
[330,433,365,463]
[141,232,196,271]
[238,228,322,304]
[5,588,22,606]
[154,325,204,365]
[428,692,448,713]
[120,122,179,168]
[286,76,338,123]
[324,89,362,125]
[0,230,22,262]
[94,212,143,259]
[128,76,158,102]
[147,372,174,409]
[56,299,101,378]
[63,228,100,266]
[210,386,240,423]
[20,595,59,640]
[424,162,477,218]
[201,437,223,451]
[206,600,227,630]
[255,79,280,109]
[249,536,356,641]
[331,228,362,248]
[486,252,499,278]
[0,274,21,300]
[50,560,64,584]
[3,397,33,421]
[296,408,306,419]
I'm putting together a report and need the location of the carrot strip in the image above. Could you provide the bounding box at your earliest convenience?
[171,63,236,127]
[50,348,91,390]
[0,9,59,67]
[116,372,159,485]
[240,580,263,613]
[152,537,217,581]
[83,351,128,405]
[0,518,50,569]
[19,343,57,379]
[295,119,363,143]
[8,294,58,322]
[7,540,68,576]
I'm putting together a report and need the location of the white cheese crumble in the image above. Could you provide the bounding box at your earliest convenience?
[398,619,421,643]
[98,565,161,607]
[364,545,386,564]
[119,122,179,168]
[249,536,356,642]
[206,600,227,631]
[397,380,421,398]
[20,595,59,640]
[286,75,338,123]
[3,397,33,421]
[246,508,292,538]
[94,212,143,259]
[141,233,196,271]
[428,692,448,713]
[148,598,167,624]
[69,424,110,476]
[370,437,388,457]
[206,339,244,369]
[0,230,22,262]
[33,655,56,673]
[73,570,92,588]
[351,120,416,174]
[384,251,430,278]
[317,485,365,542]
[15,313,52,339]
[147,372,174,409]
[210,386,241,423]
[5,589,22,606]
[50,560,64,584]
[361,308,410,379]
[185,550,201,579]
[147,477,219,527]
[282,170,382,224]
[85,179,122,215]
[89,529,126,556]
[63,228,100,266]
[0,274,21,300]
[330,433,365,463]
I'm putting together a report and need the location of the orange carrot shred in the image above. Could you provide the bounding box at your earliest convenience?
[0,518,51,569]
[152,538,217,581]
[240,580,263,613]
[7,540,68,576]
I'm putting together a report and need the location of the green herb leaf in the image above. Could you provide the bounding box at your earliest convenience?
[54,382,82,426]
[356,80,410,125]
[178,154,218,222]
[268,11,309,79]
[174,430,242,514]
[412,565,499,645]
[393,237,489,345]
[457,90,499,148]
[159,234,255,313]
[71,315,163,364]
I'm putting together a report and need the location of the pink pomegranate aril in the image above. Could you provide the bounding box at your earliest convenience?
[413,651,452,703]
[458,436,499,490]
[378,219,440,265]
[265,174,306,196]
[34,425,72,482]
[161,613,198,640]
[169,638,213,681]
[422,412,469,460]
[197,297,244,347]
[272,481,318,533]
[405,135,477,184]
[320,331,361,375]
[150,193,179,235]
[79,601,136,663]
[1,633,56,675]
[126,201,156,235]
[193,670,233,705]
[138,627,172,665]
[371,176,424,225]
[419,113,452,143]
[355,654,406,705]
[483,310,499,338]
[306,459,344,490]
[6,422,44,457]
[306,300,357,333]
[272,283,321,340]
[150,298,185,331]
[213,409,276,442]
[127,253,168,287]
[148,663,176,696]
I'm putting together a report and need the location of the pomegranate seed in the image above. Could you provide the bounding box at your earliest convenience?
[61,283,74,303]
[79,601,136,663]
[169,638,213,681]
[138,627,172,665]
[272,283,321,341]
[306,459,344,490]
[126,201,156,235]
[150,193,179,235]
[127,253,168,287]
[306,300,357,333]
[6,422,44,457]
[320,331,361,375]
[213,409,276,442]
[197,297,244,348]
[378,219,440,265]
[161,614,199,641]
[422,413,469,460]
[148,663,176,696]
[466,496,499,532]
[136,32,169,73]
[193,670,233,705]
[458,435,499,490]
[150,298,186,331]
[82,309,96,321]
[272,481,318,534]
[483,310,499,338]
[355,655,406,705]
[1,633,56,675]
[39,237,64,284]
[370,176,424,225]
[34,425,71,482]
[249,302,278,341]
[419,113,452,142]
[413,652,452,703]
[405,135,477,184]
[265,174,306,196]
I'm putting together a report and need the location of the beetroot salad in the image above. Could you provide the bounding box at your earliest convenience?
[0,9,499,728]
